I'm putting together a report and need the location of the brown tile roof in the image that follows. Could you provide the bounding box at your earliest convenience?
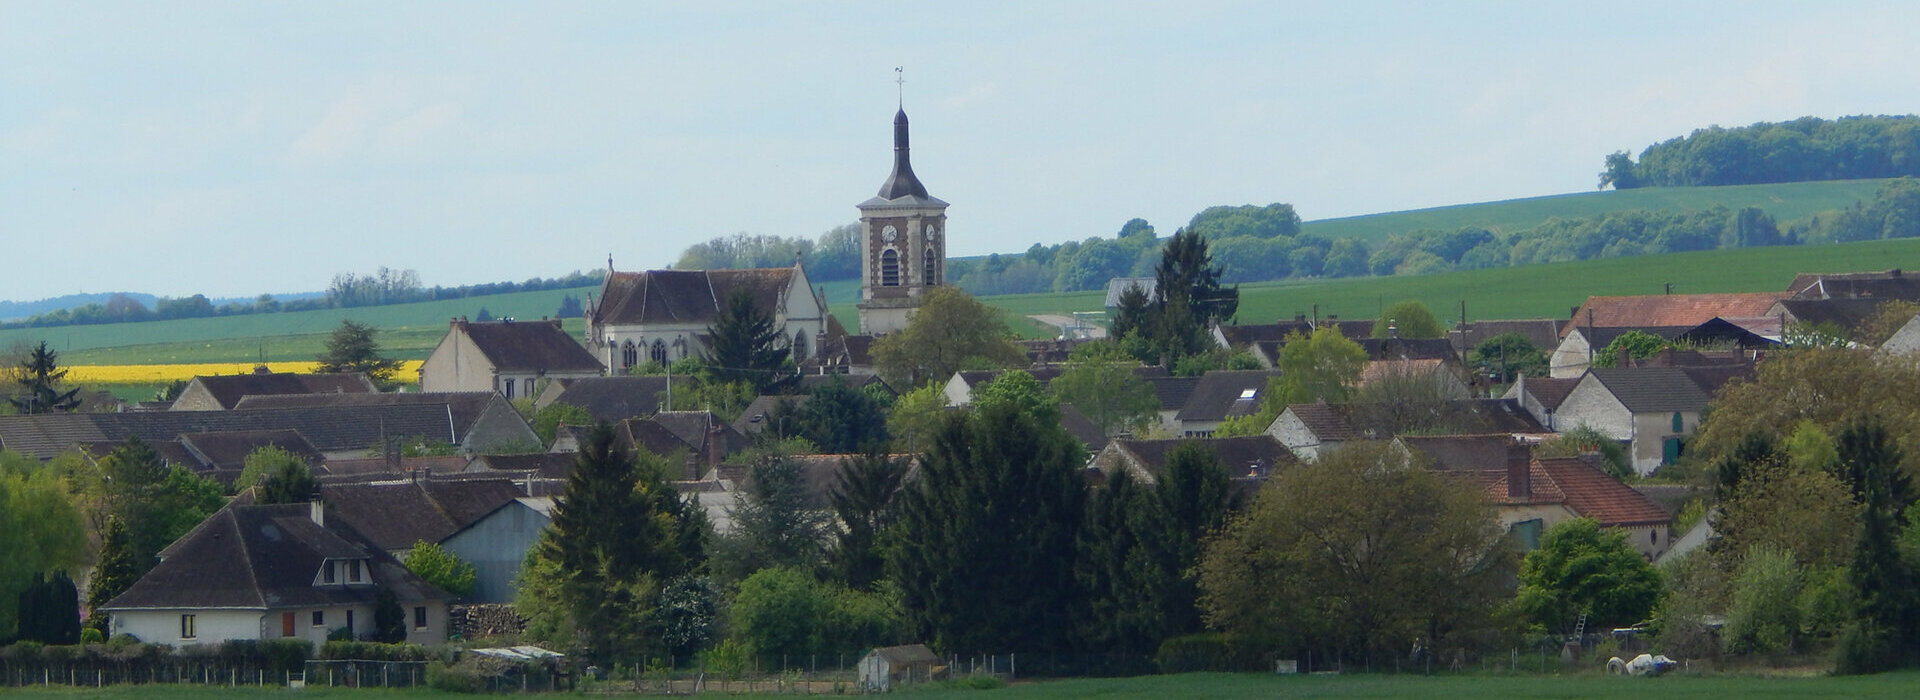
[1774,298,1894,333]
[103,503,447,611]
[1564,292,1788,338]
[173,372,377,410]
[1284,398,1548,442]
[321,455,472,478]
[468,453,578,479]
[1284,402,1358,441]
[1514,376,1580,411]
[592,267,796,326]
[452,319,603,373]
[1146,376,1201,411]
[1482,458,1671,527]
[1354,337,1460,363]
[0,405,455,459]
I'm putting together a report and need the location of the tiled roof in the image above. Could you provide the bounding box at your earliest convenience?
[1564,292,1788,338]
[1058,404,1110,452]
[103,503,447,611]
[799,373,891,396]
[1284,403,1358,441]
[233,392,505,441]
[179,429,324,472]
[1774,298,1893,333]
[1788,269,1920,300]
[732,396,801,437]
[592,267,796,326]
[174,372,377,410]
[315,478,526,552]
[1147,376,1201,412]
[1354,337,1460,363]
[1176,370,1282,422]
[1514,376,1580,411]
[0,405,455,459]
[1399,434,1518,471]
[1585,368,1712,413]
[453,319,603,373]
[1359,358,1448,385]
[1448,319,1562,357]
[536,376,672,423]
[1677,365,1756,398]
[1284,398,1547,442]
[469,453,578,479]
[320,455,472,478]
[1108,435,1298,480]
[1484,458,1671,527]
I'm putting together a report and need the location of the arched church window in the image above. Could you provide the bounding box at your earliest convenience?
[794,330,810,362]
[881,248,900,286]
[650,339,668,366]
[622,341,638,369]
[923,247,938,285]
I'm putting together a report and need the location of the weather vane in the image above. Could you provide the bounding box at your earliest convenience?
[895,66,905,107]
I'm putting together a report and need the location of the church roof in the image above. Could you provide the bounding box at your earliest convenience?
[860,109,948,210]
[592,266,797,326]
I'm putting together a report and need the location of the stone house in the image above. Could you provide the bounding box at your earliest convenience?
[1473,450,1674,559]
[418,318,605,398]
[1551,366,1751,476]
[101,502,449,646]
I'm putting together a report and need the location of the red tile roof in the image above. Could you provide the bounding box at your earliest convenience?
[1482,457,1670,527]
[1563,292,1788,338]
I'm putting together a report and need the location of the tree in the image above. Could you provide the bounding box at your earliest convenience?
[531,402,594,445]
[83,515,138,634]
[1513,519,1663,634]
[1599,150,1640,190]
[15,571,80,645]
[234,445,312,493]
[1691,349,1920,474]
[827,451,908,592]
[704,289,798,396]
[315,320,404,387]
[723,453,832,575]
[10,341,80,414]
[891,399,1086,654]
[555,294,585,319]
[1855,300,1920,347]
[1214,327,1367,437]
[404,541,477,597]
[2,459,88,639]
[1591,330,1671,368]
[1372,300,1444,339]
[1050,357,1159,435]
[517,422,705,662]
[1149,229,1239,364]
[1078,469,1182,657]
[1109,281,1152,342]
[870,286,1025,389]
[1723,544,1804,655]
[1471,333,1549,384]
[1198,442,1513,661]
[371,586,408,643]
[92,437,225,585]
[257,458,319,505]
[1835,417,1920,673]
[885,384,948,453]
[793,377,890,453]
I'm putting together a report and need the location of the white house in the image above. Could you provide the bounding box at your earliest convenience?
[418,318,605,398]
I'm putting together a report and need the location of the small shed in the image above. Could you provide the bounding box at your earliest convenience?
[857,644,941,692]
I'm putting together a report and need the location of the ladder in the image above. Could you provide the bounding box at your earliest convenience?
[1572,611,1589,641]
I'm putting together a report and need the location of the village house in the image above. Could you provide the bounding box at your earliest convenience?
[1550,292,1785,377]
[1551,366,1752,476]
[418,317,605,398]
[101,502,450,646]
[1474,448,1674,559]
[1267,398,1550,461]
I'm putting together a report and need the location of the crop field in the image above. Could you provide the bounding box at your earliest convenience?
[1302,178,1891,243]
[8,671,1920,700]
[62,361,426,385]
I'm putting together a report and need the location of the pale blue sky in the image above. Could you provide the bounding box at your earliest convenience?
[5,1,1919,301]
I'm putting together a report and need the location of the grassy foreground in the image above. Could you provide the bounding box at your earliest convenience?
[7,671,1920,699]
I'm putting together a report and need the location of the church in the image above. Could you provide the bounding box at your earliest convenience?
[584,103,946,371]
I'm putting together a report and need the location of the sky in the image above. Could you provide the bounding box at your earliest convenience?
[6,1,1920,303]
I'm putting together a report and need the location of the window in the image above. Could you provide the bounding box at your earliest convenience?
[1671,411,1684,433]
[621,341,638,369]
[345,610,354,633]
[414,606,428,629]
[923,248,938,285]
[503,378,514,399]
[793,331,809,362]
[880,249,900,286]
[650,339,668,366]
[346,559,364,583]
[323,561,336,583]
[181,614,196,640]
[313,611,325,627]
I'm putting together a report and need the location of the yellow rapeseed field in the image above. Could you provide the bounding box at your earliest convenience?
[66,361,424,384]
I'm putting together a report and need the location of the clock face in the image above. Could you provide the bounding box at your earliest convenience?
[883,226,898,242]
[926,225,938,242]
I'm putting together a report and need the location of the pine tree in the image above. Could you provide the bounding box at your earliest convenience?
[85,516,140,632]
[1144,230,1238,365]
[371,587,407,643]
[1835,418,1920,673]
[891,400,1086,655]
[704,289,798,395]
[1153,443,1233,636]
[315,319,404,387]
[728,454,831,572]
[827,451,907,591]
[10,341,80,414]
[1077,470,1179,657]
[794,377,889,453]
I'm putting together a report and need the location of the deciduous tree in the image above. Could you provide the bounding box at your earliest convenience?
[871,286,1025,389]
[1513,518,1663,634]
[1372,300,1444,339]
[1050,357,1158,436]
[404,541,477,597]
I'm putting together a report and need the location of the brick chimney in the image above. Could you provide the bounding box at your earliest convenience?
[1615,345,1632,368]
[309,499,326,527]
[1506,443,1532,501]
[704,419,727,479]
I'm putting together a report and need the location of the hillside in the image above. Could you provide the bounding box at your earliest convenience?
[1299,179,1888,244]
[989,238,1920,331]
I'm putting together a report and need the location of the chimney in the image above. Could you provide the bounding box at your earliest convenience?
[1616,345,1631,368]
[1506,444,1532,500]
[309,499,325,527]
[704,420,726,479]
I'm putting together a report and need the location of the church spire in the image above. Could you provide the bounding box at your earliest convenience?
[877,107,931,200]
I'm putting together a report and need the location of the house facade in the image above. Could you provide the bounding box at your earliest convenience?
[102,502,449,646]
[418,318,604,398]
[1552,368,1709,476]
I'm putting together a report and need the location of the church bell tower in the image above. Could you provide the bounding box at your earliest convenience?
[856,105,948,336]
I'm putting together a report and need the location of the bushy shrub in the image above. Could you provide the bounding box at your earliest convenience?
[426,659,489,693]
[261,638,313,673]
[319,640,430,661]
[1155,633,1266,673]
[79,628,103,645]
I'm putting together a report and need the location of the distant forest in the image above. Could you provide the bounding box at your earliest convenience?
[1602,115,1920,188]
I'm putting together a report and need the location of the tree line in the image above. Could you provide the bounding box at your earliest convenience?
[3,268,604,330]
[1602,115,1920,189]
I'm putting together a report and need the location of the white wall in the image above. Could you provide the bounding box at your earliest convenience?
[1549,330,1591,379]
[113,609,263,645]
[1266,410,1322,460]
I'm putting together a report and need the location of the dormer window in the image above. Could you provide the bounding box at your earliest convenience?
[349,559,365,583]
[323,561,337,583]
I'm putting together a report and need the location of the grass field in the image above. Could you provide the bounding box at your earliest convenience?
[1301,179,1891,243]
[8,670,1920,700]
